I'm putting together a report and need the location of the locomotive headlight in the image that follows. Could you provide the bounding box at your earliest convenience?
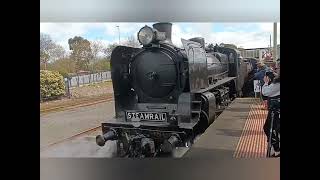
[138,26,155,46]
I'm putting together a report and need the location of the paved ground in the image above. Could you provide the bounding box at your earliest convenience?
[184,98,251,158]
[40,101,115,149]
[184,98,270,158]
[233,102,268,158]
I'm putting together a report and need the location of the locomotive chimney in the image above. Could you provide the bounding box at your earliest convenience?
[153,22,173,44]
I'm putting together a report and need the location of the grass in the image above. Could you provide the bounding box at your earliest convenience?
[85,80,112,87]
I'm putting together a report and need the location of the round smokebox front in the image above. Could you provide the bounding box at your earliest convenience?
[130,49,177,99]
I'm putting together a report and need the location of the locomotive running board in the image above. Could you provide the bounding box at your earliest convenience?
[196,77,236,93]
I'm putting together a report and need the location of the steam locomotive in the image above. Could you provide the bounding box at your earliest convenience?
[96,22,252,157]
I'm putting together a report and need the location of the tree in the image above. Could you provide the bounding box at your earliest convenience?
[40,33,55,69]
[40,70,66,100]
[68,36,93,72]
[47,57,76,77]
[102,36,140,60]
[91,58,111,72]
[40,33,67,69]
[123,35,140,48]
[103,43,118,59]
[220,43,238,49]
[40,51,49,69]
[206,43,215,49]
[90,40,105,65]
[50,44,66,61]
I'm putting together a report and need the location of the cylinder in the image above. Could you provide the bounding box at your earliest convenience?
[160,134,180,153]
[96,129,117,146]
[141,138,155,156]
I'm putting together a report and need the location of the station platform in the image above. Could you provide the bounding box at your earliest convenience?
[184,98,269,158]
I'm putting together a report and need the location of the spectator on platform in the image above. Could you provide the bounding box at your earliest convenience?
[262,72,280,98]
[253,62,267,85]
[253,62,270,106]
[262,64,280,157]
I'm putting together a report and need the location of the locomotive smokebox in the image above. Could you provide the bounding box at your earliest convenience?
[153,22,173,44]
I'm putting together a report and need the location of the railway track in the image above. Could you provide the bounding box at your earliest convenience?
[40,125,102,152]
[40,97,114,115]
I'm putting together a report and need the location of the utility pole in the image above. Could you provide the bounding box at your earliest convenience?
[269,34,271,53]
[273,22,277,61]
[116,26,120,45]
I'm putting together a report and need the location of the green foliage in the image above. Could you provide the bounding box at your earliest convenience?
[40,33,66,69]
[123,35,141,48]
[40,35,134,75]
[68,36,93,71]
[47,58,76,77]
[103,43,118,59]
[40,70,66,100]
[91,58,110,72]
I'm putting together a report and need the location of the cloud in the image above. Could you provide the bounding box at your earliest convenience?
[40,22,153,50]
[190,22,280,48]
[171,22,280,49]
[257,22,280,45]
[171,24,202,47]
[40,23,103,52]
[40,22,280,50]
[103,23,149,36]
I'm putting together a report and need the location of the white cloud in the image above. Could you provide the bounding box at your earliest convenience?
[40,22,280,50]
[194,23,280,49]
[40,22,151,47]
[207,31,267,48]
[103,23,150,36]
[40,23,103,53]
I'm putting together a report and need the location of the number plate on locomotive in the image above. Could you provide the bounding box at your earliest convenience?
[126,111,167,122]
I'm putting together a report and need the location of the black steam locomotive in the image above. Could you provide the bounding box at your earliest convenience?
[96,22,251,157]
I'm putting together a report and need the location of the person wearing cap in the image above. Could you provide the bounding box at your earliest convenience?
[254,62,267,85]
[262,63,280,157]
[253,62,269,106]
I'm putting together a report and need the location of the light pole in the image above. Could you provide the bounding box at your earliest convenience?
[116,26,120,45]
[273,22,277,61]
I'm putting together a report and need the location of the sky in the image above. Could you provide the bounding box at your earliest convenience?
[40,22,280,52]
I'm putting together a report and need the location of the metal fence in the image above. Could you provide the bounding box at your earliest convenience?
[40,71,111,102]
[63,71,111,98]
[65,71,111,88]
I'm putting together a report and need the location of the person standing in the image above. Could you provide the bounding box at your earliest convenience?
[262,64,280,157]
[253,62,268,106]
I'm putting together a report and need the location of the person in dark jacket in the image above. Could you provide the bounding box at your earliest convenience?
[254,62,267,85]
[254,62,270,107]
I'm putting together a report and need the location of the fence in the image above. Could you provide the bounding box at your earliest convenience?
[65,71,111,88]
[64,71,111,98]
[40,71,111,102]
